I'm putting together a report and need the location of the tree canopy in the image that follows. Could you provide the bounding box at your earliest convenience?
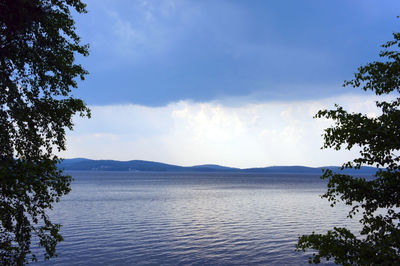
[296,31,400,264]
[0,0,89,264]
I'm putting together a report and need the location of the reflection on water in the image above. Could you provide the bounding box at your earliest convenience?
[32,171,360,265]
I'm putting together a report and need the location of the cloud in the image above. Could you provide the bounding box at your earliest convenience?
[61,94,389,168]
[73,0,400,107]
[86,0,202,59]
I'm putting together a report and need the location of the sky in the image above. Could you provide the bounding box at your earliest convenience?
[62,0,400,168]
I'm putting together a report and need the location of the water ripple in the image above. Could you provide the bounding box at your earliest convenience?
[31,171,360,265]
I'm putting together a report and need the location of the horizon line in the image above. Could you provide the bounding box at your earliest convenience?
[60,157,377,170]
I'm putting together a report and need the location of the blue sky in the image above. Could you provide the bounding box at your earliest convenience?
[63,0,400,167]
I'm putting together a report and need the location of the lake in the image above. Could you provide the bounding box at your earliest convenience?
[32,171,361,265]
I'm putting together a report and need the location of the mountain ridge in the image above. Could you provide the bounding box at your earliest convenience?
[59,158,379,174]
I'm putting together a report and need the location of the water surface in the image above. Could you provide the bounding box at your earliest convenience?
[33,171,360,265]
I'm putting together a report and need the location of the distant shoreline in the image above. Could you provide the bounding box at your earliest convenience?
[59,158,379,174]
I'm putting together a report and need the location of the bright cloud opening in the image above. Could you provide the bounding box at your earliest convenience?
[62,94,387,168]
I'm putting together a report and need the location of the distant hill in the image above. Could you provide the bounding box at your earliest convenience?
[59,159,183,172]
[244,165,377,174]
[59,158,379,174]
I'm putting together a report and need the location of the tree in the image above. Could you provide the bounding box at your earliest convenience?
[296,31,400,264]
[0,0,89,264]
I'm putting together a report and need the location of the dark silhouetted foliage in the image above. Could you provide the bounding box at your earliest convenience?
[0,0,89,264]
[296,31,400,264]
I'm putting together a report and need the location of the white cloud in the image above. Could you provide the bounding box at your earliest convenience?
[62,94,388,168]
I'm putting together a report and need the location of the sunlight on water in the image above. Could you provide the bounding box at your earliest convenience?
[32,171,360,265]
